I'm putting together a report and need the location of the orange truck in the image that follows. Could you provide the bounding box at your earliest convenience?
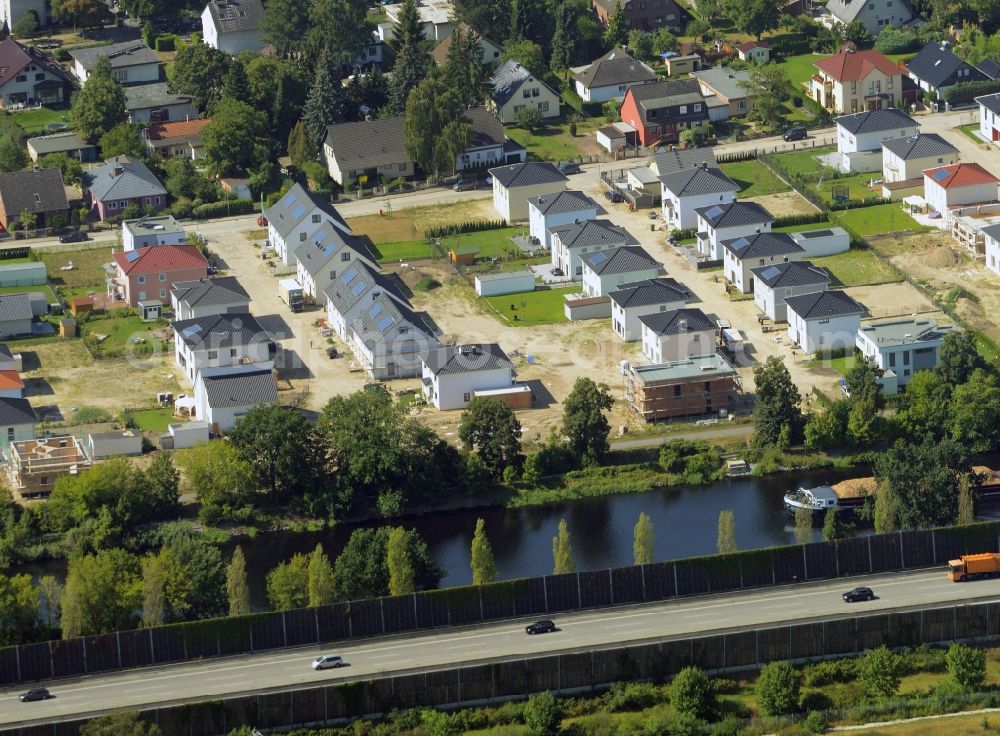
[948,553,1000,582]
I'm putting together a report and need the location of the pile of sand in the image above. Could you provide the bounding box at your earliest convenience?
[923,246,962,268]
[832,476,877,499]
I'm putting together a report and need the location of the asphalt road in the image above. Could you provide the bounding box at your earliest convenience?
[3,567,999,726]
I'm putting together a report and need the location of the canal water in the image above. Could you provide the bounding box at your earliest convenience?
[17,467,864,611]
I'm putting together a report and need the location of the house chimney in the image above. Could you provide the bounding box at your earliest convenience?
[112,164,124,176]
[701,161,707,168]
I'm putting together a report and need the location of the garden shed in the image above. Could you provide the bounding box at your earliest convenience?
[475,271,536,297]
[0,262,46,288]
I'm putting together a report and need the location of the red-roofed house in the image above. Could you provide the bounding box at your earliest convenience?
[110,245,209,306]
[737,41,770,64]
[143,118,211,160]
[923,163,1000,216]
[0,370,24,398]
[809,48,902,113]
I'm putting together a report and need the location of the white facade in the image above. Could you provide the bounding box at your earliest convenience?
[882,147,957,183]
[168,421,210,449]
[696,218,771,262]
[122,218,185,251]
[582,261,661,298]
[420,360,515,410]
[529,200,598,248]
[325,285,409,343]
[73,57,159,85]
[837,119,918,154]
[924,176,999,217]
[474,271,536,297]
[194,365,276,433]
[828,0,913,36]
[201,4,264,55]
[612,298,687,341]
[661,188,737,231]
[754,280,828,322]
[986,228,1000,277]
[787,310,861,355]
[855,320,950,390]
[640,324,715,363]
[267,204,352,267]
[979,97,1000,145]
[790,227,851,258]
[724,248,804,295]
[174,326,272,385]
[348,324,438,380]
[296,242,377,303]
[0,0,47,29]
[492,179,566,224]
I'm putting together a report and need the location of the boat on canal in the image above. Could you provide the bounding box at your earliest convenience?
[783,485,839,516]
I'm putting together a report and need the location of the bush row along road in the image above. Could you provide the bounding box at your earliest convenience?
[1,567,996,727]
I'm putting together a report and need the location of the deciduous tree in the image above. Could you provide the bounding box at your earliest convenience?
[53,0,111,27]
[308,543,337,606]
[946,642,987,690]
[203,97,268,176]
[179,440,257,521]
[724,0,780,39]
[500,40,547,79]
[950,369,1000,453]
[670,666,715,719]
[957,473,976,526]
[61,548,141,638]
[717,509,736,554]
[0,572,39,645]
[404,75,467,176]
[387,526,415,596]
[230,405,322,503]
[634,511,655,564]
[266,553,310,611]
[307,0,374,69]
[334,527,441,599]
[470,517,496,585]
[739,63,792,130]
[260,0,310,58]
[794,507,813,545]
[552,518,574,574]
[169,43,231,112]
[822,507,852,541]
[752,356,801,447]
[226,546,250,617]
[0,135,24,172]
[459,396,523,479]
[562,377,614,463]
[756,661,800,716]
[524,691,561,735]
[875,437,970,529]
[98,123,144,159]
[12,9,38,37]
[70,57,127,143]
[79,712,161,736]
[860,645,902,701]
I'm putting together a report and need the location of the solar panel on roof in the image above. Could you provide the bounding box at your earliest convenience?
[181,325,203,338]
[291,204,306,219]
[125,250,141,262]
[591,252,609,265]
[377,315,393,331]
[760,266,781,281]
[368,302,383,319]
[341,267,358,284]
[351,281,366,296]
[732,237,749,250]
[282,193,297,207]
[705,205,724,220]
[931,169,951,182]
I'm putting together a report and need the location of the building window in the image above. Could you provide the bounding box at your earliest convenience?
[679,105,687,114]
[137,275,145,284]
[230,349,237,357]
[819,318,830,324]
[159,273,166,282]
[903,351,910,365]
[300,232,307,241]
[538,101,549,112]
[463,392,471,402]
[34,73,44,81]
[6,428,13,442]
[398,163,406,171]
[109,201,117,210]
[523,89,531,99]
[341,251,350,261]
[15,75,25,82]
[889,352,896,367]
[673,385,681,397]
[208,350,218,360]
[312,214,321,223]
[159,289,166,298]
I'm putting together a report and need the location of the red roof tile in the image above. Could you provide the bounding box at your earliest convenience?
[738,41,770,52]
[0,370,24,390]
[145,118,211,142]
[114,245,208,275]
[814,49,899,81]
[923,162,1000,189]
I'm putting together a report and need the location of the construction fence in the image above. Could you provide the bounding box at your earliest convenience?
[8,599,1000,736]
[3,521,1000,688]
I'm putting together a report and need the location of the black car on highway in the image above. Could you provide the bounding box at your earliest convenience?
[842,587,875,603]
[19,688,51,702]
[526,619,556,635]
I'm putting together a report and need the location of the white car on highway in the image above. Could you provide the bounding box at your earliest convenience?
[312,654,344,669]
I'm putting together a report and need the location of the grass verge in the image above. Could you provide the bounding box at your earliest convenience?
[483,286,578,325]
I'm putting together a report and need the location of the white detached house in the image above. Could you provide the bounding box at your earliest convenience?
[922,162,1000,217]
[609,277,689,341]
[264,184,352,266]
[834,107,919,174]
[528,190,600,248]
[694,201,773,261]
[420,343,519,410]
[785,290,866,355]
[659,164,739,231]
[580,246,662,297]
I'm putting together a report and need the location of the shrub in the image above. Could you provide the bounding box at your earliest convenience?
[155,34,176,51]
[860,646,902,701]
[801,657,859,686]
[801,710,827,734]
[524,691,561,735]
[515,106,544,132]
[756,661,801,716]
[602,681,664,712]
[873,27,918,54]
[425,220,505,239]
[414,276,441,291]
[712,678,740,695]
[946,643,986,690]
[671,666,715,720]
[942,79,1000,106]
[191,199,254,219]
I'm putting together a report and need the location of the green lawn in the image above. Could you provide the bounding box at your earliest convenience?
[0,283,56,301]
[370,240,438,263]
[720,159,791,197]
[483,286,579,326]
[814,172,880,204]
[505,120,601,162]
[770,146,837,177]
[776,52,825,91]
[38,245,114,291]
[439,227,521,258]
[811,248,902,287]
[128,406,175,433]
[10,107,72,136]
[82,315,169,356]
[957,123,985,145]
[833,203,927,236]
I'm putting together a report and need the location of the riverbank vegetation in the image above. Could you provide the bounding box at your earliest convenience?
[79,642,1000,736]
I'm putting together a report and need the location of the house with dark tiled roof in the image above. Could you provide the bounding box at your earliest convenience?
[619,79,709,147]
[825,0,913,36]
[550,219,637,279]
[125,82,197,124]
[0,395,35,451]
[83,156,167,221]
[0,38,71,108]
[323,115,411,186]
[659,164,738,230]
[978,58,1000,80]
[592,0,683,31]
[610,277,690,341]
[173,312,273,385]
[202,0,264,55]
[834,107,918,173]
[324,260,409,341]
[432,22,503,68]
[111,245,209,306]
[572,47,657,104]
[581,246,662,297]
[906,41,986,96]
[26,133,97,163]
[194,363,277,433]
[975,92,1000,146]
[722,231,805,294]
[881,133,958,183]
[528,190,601,248]
[490,161,567,223]
[923,162,1000,216]
[420,343,520,410]
[0,294,32,338]
[70,41,161,85]
[264,183,352,267]
[454,106,526,172]
[810,48,903,114]
[347,290,438,380]
[639,307,715,363]
[0,167,68,230]
[171,277,250,321]
[294,220,379,301]
[786,290,866,354]
[487,60,561,124]
[143,118,211,160]
[751,260,831,321]
[695,201,773,261]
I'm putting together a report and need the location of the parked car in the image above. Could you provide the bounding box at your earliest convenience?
[59,230,89,244]
[484,175,493,186]
[782,125,807,142]
[19,689,51,702]
[326,346,338,359]
[559,162,581,175]
[257,215,268,227]
[550,267,563,276]
[842,587,875,603]
[603,189,623,203]
[312,654,344,669]
[526,619,557,635]
[452,177,479,191]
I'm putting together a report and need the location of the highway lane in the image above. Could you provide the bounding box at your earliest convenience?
[2,568,999,725]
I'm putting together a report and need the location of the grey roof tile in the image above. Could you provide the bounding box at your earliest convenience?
[324,116,409,172]
[608,277,689,308]
[785,290,866,319]
[527,190,600,216]
[978,58,1000,79]
[124,82,194,111]
[171,277,250,310]
[581,245,660,275]
[834,108,917,135]
[977,91,1000,116]
[490,60,557,106]
[324,261,407,316]
[906,41,982,88]
[172,313,270,351]
[0,396,35,425]
[638,307,714,335]
[83,156,166,202]
[202,369,277,409]
[0,167,68,218]
[296,221,377,277]
[880,132,958,160]
[422,343,512,375]
[205,0,264,34]
[0,293,32,322]
[464,106,506,148]
[26,133,94,157]
[690,67,751,101]
[660,165,738,197]
[751,260,831,288]
[550,219,637,248]
[573,47,657,90]
[723,231,804,259]
[70,41,160,71]
[489,161,567,188]
[648,147,717,175]
[695,201,773,229]
[265,183,350,240]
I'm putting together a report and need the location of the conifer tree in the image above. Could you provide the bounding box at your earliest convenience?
[552,519,574,574]
[387,527,415,596]
[303,47,347,149]
[470,517,497,585]
[633,512,654,565]
[226,546,250,617]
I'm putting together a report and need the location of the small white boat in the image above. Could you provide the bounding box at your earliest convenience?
[783,485,839,516]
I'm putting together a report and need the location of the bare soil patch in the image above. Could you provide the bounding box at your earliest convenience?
[744,190,820,217]
[347,200,499,243]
